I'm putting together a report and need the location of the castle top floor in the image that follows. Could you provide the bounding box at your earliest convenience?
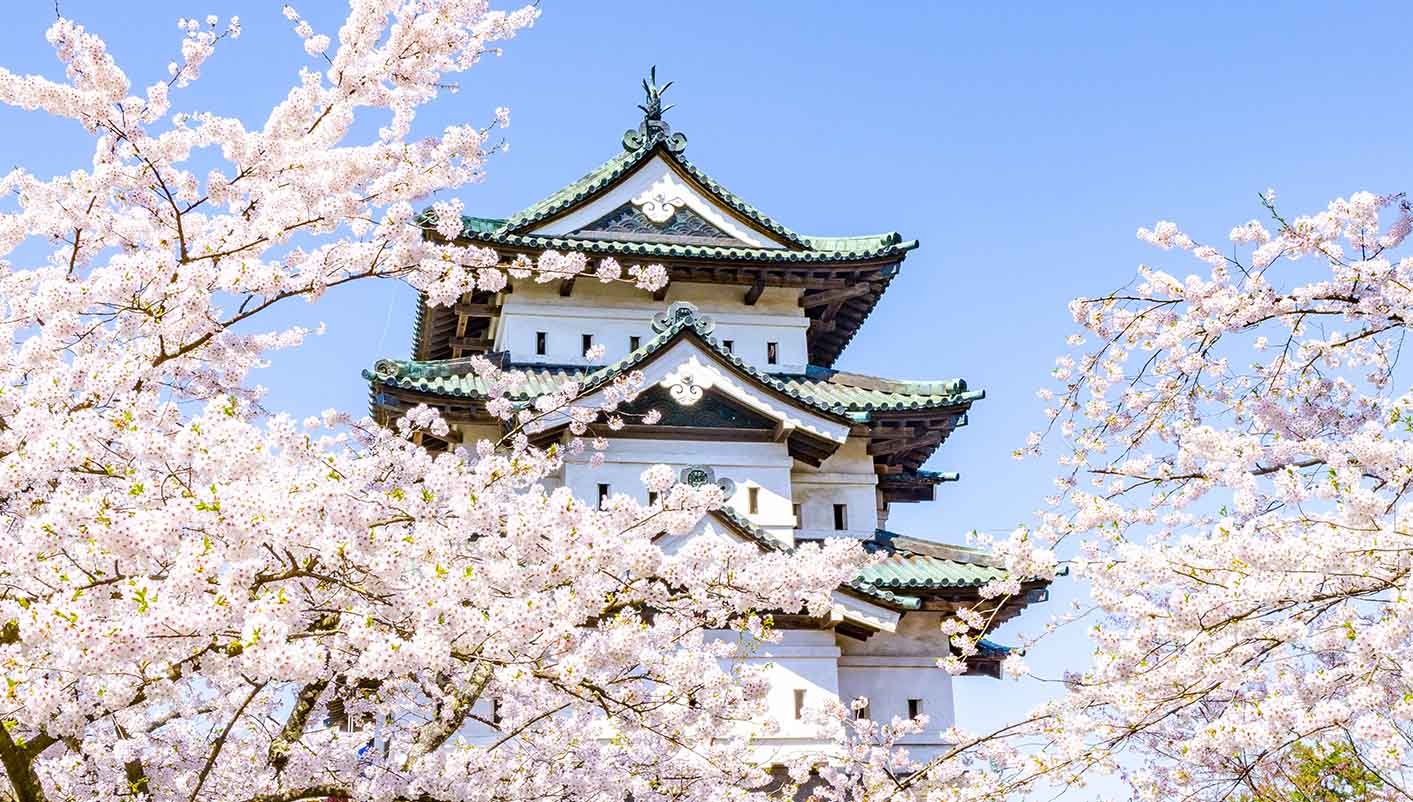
[414,74,917,371]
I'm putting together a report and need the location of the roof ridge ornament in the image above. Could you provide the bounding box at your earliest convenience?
[623,66,688,154]
[652,301,715,336]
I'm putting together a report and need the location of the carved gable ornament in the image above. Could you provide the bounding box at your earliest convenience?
[632,173,690,223]
[659,361,711,406]
[679,464,736,499]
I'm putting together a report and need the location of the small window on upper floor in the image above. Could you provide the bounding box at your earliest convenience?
[748,486,760,515]
[793,503,802,525]
[767,341,778,365]
[598,483,610,509]
[855,701,871,720]
[833,503,848,531]
[723,339,735,354]
[793,688,806,720]
[908,698,924,719]
[648,490,659,505]
[582,333,594,357]
[535,331,547,356]
[630,335,641,351]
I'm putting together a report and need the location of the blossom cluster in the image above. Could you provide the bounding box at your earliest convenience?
[0,5,862,802]
[958,190,1413,800]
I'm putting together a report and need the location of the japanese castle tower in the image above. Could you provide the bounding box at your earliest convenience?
[365,76,1049,765]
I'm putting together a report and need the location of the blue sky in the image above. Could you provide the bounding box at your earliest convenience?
[3,0,1411,781]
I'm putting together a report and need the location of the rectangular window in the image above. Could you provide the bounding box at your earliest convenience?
[492,697,503,726]
[855,702,871,720]
[833,503,848,531]
[582,333,594,357]
[648,490,659,505]
[598,483,610,508]
[723,339,735,354]
[629,335,641,351]
[907,698,923,719]
[766,341,778,365]
[793,503,802,525]
[748,486,760,515]
[535,331,547,356]
[793,689,806,720]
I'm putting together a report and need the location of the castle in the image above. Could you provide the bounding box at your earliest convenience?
[365,73,1049,767]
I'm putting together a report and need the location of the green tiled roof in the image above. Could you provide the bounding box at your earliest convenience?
[975,639,1014,659]
[451,222,917,264]
[665,154,809,249]
[776,367,979,414]
[709,508,925,609]
[708,506,790,551]
[843,578,922,610]
[439,135,917,264]
[367,312,981,422]
[855,530,1008,591]
[500,148,642,232]
[495,138,816,249]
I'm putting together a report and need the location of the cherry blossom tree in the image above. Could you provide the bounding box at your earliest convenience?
[938,191,1413,802]
[0,4,861,801]
[803,190,1413,802]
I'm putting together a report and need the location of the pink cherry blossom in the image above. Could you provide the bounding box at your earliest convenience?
[0,5,864,802]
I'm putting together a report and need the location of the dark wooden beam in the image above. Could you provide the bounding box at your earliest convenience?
[449,336,494,351]
[800,283,872,308]
[807,318,837,336]
[673,268,851,290]
[867,430,942,456]
[558,277,575,297]
[744,275,765,306]
[453,302,499,317]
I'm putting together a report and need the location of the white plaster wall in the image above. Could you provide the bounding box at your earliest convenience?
[835,614,957,749]
[792,437,880,539]
[495,281,808,373]
[836,656,956,741]
[562,437,797,542]
[713,628,846,763]
[838,611,953,657]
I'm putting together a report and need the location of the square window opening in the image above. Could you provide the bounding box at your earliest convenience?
[535,331,547,356]
[833,503,848,531]
[767,341,778,365]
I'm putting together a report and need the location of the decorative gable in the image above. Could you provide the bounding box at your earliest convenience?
[621,385,779,430]
[524,154,789,248]
[572,202,745,245]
